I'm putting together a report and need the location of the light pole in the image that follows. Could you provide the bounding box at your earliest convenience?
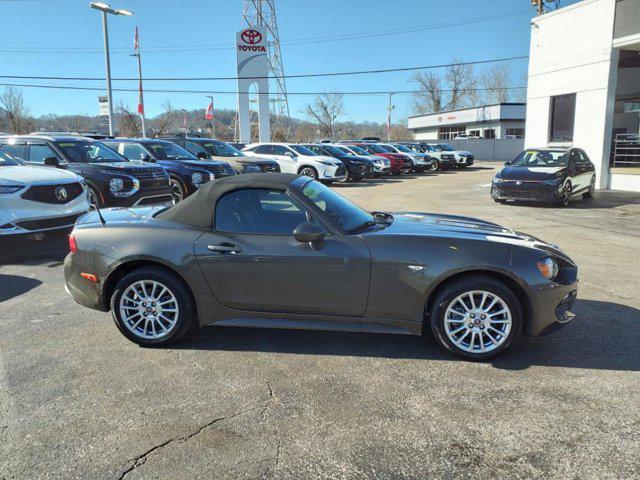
[130,51,146,137]
[90,2,134,136]
[387,92,396,142]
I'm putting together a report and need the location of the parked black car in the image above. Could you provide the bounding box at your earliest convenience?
[64,173,579,360]
[166,137,279,174]
[103,138,236,203]
[0,135,172,208]
[302,144,374,182]
[491,147,596,207]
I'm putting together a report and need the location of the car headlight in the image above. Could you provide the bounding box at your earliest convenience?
[191,172,204,185]
[319,161,336,166]
[492,177,507,184]
[0,185,24,194]
[109,178,124,192]
[536,257,559,280]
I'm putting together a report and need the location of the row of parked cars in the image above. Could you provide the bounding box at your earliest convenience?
[0,133,475,238]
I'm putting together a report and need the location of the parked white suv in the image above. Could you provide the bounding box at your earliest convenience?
[0,149,90,236]
[243,143,347,181]
[426,143,474,169]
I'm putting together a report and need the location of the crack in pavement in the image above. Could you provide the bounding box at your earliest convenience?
[117,403,263,480]
[118,381,280,480]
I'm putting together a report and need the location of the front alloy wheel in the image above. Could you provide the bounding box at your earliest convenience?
[170,178,185,203]
[429,160,439,172]
[558,182,571,207]
[299,167,318,179]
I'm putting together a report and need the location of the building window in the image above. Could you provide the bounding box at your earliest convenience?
[484,129,496,139]
[505,128,524,138]
[438,126,466,140]
[549,94,576,142]
[469,130,481,138]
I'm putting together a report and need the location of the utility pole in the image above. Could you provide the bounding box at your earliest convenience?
[387,92,395,142]
[91,3,134,136]
[130,51,146,137]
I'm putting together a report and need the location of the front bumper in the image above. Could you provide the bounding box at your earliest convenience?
[527,282,578,337]
[322,164,348,181]
[456,155,474,166]
[491,182,562,202]
[0,190,90,236]
[103,184,174,207]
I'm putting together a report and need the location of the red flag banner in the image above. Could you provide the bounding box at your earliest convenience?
[205,100,214,120]
[134,26,139,51]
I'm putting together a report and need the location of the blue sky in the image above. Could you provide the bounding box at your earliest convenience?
[1,0,580,122]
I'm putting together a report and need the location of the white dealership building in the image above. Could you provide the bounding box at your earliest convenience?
[408,103,527,140]
[525,0,640,191]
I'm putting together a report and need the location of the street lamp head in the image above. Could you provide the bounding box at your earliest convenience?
[116,8,134,16]
[90,2,134,15]
[90,2,111,11]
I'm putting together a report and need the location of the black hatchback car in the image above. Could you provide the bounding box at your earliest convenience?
[302,144,374,182]
[0,135,172,208]
[492,148,596,207]
[103,139,236,203]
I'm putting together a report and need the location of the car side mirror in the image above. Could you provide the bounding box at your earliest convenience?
[142,154,155,163]
[504,161,512,166]
[285,151,296,158]
[196,152,208,159]
[44,156,60,167]
[293,222,325,245]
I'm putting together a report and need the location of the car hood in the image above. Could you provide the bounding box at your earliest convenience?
[454,151,473,156]
[314,155,342,165]
[0,165,80,185]
[179,159,228,169]
[90,161,164,172]
[341,155,371,164]
[500,165,566,181]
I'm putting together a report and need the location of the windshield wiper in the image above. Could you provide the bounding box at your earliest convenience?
[348,221,378,233]
[348,213,394,233]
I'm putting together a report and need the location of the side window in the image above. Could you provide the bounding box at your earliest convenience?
[0,143,25,159]
[569,149,580,164]
[579,150,591,164]
[122,143,148,161]
[28,143,60,163]
[186,141,210,156]
[272,146,288,155]
[254,145,271,154]
[215,189,308,235]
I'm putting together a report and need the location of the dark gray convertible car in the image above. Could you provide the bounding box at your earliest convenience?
[64,173,578,360]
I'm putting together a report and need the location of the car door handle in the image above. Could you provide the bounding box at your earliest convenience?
[208,244,242,255]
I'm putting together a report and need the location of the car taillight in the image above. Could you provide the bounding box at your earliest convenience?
[68,234,78,253]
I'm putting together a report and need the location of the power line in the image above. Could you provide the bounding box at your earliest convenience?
[0,11,531,55]
[0,81,527,96]
[0,55,529,82]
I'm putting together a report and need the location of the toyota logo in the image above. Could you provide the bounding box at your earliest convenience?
[55,186,68,202]
[515,180,523,186]
[241,29,262,45]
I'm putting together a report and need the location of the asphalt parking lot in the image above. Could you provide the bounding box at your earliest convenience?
[1,162,639,479]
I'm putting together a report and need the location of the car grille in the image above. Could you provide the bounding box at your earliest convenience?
[335,165,347,177]
[498,187,548,199]
[259,163,281,173]
[200,164,236,178]
[21,182,84,204]
[16,213,82,231]
[129,168,169,187]
[402,158,412,168]
[135,194,173,206]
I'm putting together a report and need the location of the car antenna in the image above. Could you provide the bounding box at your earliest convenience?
[93,203,106,226]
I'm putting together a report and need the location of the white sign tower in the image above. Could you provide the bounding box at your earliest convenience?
[236,27,270,143]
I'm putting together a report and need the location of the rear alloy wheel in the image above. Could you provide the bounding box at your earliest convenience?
[111,267,195,346]
[558,182,571,207]
[170,177,186,204]
[299,167,318,179]
[429,160,439,172]
[429,275,522,360]
[583,175,596,199]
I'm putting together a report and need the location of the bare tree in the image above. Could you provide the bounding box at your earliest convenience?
[305,91,344,140]
[152,101,177,137]
[0,87,33,134]
[445,58,477,110]
[116,102,141,137]
[479,64,512,104]
[411,71,443,115]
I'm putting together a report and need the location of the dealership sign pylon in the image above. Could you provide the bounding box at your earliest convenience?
[236,26,270,143]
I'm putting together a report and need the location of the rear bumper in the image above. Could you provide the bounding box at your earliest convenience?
[64,253,108,311]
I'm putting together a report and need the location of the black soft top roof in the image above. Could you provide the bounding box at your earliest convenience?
[156,172,303,229]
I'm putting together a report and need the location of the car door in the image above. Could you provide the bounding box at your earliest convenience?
[27,141,84,176]
[577,149,595,189]
[194,188,371,317]
[271,145,298,173]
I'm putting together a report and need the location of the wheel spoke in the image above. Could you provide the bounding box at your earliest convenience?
[468,331,476,350]
[450,325,467,336]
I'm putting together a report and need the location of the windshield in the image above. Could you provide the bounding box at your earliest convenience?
[204,141,245,157]
[437,144,454,151]
[58,141,127,163]
[377,144,395,153]
[393,144,413,153]
[0,150,21,166]
[322,145,346,157]
[347,145,368,156]
[511,150,568,167]
[147,142,197,161]
[336,146,354,155]
[291,145,317,156]
[365,144,387,154]
[301,180,374,232]
[403,144,424,153]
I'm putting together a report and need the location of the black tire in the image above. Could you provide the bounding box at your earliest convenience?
[110,267,196,347]
[352,175,365,182]
[493,199,507,204]
[583,175,596,199]
[429,160,440,172]
[88,186,102,209]
[558,182,571,207]
[298,166,318,179]
[169,176,187,203]
[428,274,523,360]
